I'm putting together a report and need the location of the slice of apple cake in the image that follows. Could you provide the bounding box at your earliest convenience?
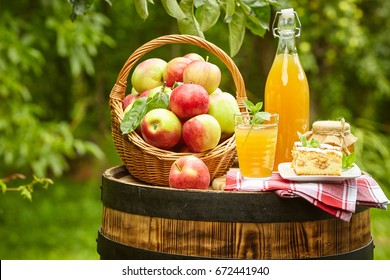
[291,142,343,176]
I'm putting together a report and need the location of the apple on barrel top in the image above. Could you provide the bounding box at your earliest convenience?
[121,53,238,189]
[169,155,210,190]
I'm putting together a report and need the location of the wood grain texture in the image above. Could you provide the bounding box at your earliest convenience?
[101,206,371,259]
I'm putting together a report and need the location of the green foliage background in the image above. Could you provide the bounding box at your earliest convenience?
[0,0,389,259]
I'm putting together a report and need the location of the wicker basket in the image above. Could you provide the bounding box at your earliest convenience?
[109,34,247,186]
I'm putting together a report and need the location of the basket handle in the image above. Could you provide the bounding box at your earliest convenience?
[109,34,247,110]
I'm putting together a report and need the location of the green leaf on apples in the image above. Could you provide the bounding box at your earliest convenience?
[120,97,148,134]
[172,82,182,90]
[120,91,170,134]
[147,92,170,111]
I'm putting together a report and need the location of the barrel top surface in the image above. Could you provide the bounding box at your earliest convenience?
[101,166,367,223]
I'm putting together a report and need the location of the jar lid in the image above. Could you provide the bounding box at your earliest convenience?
[303,119,357,150]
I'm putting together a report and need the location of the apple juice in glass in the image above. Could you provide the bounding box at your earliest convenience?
[234,112,279,180]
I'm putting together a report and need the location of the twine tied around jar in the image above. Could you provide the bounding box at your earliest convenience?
[303,118,357,154]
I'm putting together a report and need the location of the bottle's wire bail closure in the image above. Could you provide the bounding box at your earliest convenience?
[272,8,302,38]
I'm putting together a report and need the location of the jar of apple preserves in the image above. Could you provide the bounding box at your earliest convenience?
[303,118,357,154]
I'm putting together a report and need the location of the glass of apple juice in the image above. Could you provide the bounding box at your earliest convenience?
[234,112,279,180]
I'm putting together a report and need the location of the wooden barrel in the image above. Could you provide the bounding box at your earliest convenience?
[97,165,374,260]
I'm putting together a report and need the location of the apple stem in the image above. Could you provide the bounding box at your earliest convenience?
[174,162,182,172]
[205,56,209,62]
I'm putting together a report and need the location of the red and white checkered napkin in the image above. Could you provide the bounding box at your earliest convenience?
[225,170,389,222]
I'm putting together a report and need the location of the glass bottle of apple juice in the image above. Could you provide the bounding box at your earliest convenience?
[264,8,310,170]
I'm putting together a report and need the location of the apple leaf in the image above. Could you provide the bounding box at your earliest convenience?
[178,0,205,38]
[120,97,148,134]
[195,0,221,32]
[147,92,170,111]
[120,92,170,134]
[242,0,271,37]
[223,0,236,23]
[161,0,187,20]
[229,7,246,57]
[135,0,149,20]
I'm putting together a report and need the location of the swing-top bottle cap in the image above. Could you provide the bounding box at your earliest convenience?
[280,8,295,19]
[272,8,302,38]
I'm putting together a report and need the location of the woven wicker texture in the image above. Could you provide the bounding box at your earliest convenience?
[109,34,247,186]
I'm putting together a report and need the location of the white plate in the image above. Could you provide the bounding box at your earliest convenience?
[278,162,361,182]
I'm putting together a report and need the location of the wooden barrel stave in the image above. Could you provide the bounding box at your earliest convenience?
[98,166,373,260]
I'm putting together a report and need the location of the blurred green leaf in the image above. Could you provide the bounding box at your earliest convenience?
[223,0,236,23]
[161,0,187,20]
[0,180,6,194]
[69,0,94,21]
[239,0,271,36]
[178,0,204,38]
[135,0,149,20]
[195,0,221,32]
[229,7,246,57]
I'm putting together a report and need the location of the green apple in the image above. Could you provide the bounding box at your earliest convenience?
[131,58,167,94]
[207,91,240,137]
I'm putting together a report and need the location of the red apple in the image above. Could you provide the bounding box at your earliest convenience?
[139,89,151,98]
[182,114,221,152]
[169,155,210,190]
[170,84,210,120]
[141,108,182,149]
[122,93,139,111]
[183,53,205,61]
[163,57,192,87]
[131,58,167,93]
[183,60,221,94]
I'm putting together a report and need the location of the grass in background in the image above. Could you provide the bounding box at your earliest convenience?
[371,209,390,260]
[0,177,102,259]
